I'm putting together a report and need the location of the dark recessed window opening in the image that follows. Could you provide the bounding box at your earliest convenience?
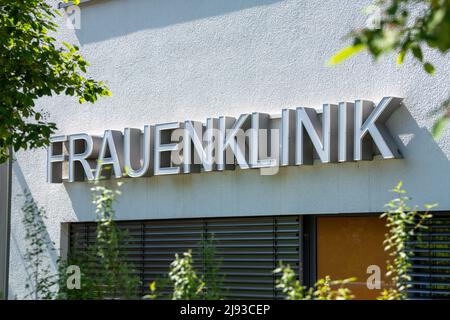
[68,215,302,299]
[67,213,450,299]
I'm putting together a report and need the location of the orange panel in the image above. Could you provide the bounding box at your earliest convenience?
[316,216,390,300]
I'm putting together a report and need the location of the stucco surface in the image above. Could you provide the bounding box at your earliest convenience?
[8,0,450,298]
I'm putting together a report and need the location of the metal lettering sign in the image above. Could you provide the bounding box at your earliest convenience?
[47,97,403,183]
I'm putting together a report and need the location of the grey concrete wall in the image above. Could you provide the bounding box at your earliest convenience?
[8,0,450,298]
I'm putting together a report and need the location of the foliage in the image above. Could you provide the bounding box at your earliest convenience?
[313,277,356,300]
[58,184,141,299]
[146,238,223,300]
[21,192,57,300]
[0,0,111,163]
[142,281,158,300]
[56,255,92,299]
[200,237,224,300]
[169,250,205,300]
[378,181,435,300]
[274,264,306,300]
[329,0,450,137]
[274,263,355,300]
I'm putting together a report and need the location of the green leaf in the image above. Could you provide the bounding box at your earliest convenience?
[397,50,406,65]
[424,62,435,75]
[149,281,156,292]
[327,44,366,66]
[65,87,74,95]
[428,8,447,30]
[411,45,423,62]
[431,116,448,139]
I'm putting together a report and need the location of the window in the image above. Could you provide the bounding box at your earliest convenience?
[68,213,450,299]
[68,215,302,299]
[408,213,450,298]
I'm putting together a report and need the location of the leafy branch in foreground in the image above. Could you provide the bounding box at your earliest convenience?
[378,181,435,300]
[59,184,141,299]
[328,0,450,137]
[169,250,205,300]
[146,237,223,300]
[0,0,111,163]
[201,237,224,300]
[274,263,355,300]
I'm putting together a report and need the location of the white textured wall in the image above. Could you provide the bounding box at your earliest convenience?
[8,0,450,298]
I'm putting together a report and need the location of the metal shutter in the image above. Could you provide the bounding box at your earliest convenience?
[408,213,450,299]
[68,215,302,299]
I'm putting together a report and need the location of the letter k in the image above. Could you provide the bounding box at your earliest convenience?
[354,96,403,161]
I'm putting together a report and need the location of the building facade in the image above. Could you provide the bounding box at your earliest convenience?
[7,0,450,299]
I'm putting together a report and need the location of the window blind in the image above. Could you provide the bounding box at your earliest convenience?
[68,215,302,299]
[408,213,450,299]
